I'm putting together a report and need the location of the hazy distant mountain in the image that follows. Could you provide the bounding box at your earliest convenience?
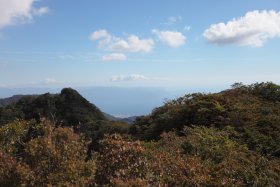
[103,112,137,124]
[0,95,29,107]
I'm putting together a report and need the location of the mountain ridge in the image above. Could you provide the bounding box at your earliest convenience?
[0,92,136,124]
[0,88,105,126]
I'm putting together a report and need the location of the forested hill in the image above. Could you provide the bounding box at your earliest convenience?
[0,88,106,126]
[131,82,280,156]
[0,82,280,186]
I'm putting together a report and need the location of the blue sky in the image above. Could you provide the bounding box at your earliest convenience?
[0,0,280,89]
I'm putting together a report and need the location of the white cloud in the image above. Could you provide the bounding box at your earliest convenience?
[90,29,111,40]
[110,74,149,82]
[203,10,280,47]
[0,0,49,29]
[90,29,112,48]
[102,53,127,61]
[90,30,154,53]
[152,29,186,47]
[108,35,154,53]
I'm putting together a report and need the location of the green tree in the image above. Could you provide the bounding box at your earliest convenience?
[182,126,280,186]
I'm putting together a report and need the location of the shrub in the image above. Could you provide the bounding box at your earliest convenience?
[0,151,34,186]
[94,134,148,186]
[182,126,280,186]
[24,122,95,186]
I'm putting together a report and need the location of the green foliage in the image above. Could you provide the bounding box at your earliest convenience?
[0,120,41,155]
[0,88,105,127]
[131,82,280,158]
[81,120,129,139]
[182,126,280,186]
[130,92,229,140]
[182,126,244,164]
[56,88,105,125]
[0,105,23,126]
[247,82,280,102]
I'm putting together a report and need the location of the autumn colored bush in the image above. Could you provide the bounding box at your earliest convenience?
[23,122,95,187]
[94,134,148,186]
[142,132,211,186]
[95,132,212,186]
[0,120,95,187]
[146,151,211,186]
[0,151,33,186]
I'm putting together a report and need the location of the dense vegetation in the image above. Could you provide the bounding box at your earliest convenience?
[131,82,280,157]
[0,88,130,152]
[0,88,105,126]
[0,82,280,186]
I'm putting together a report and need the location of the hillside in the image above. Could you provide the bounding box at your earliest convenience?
[0,82,280,186]
[0,88,106,126]
[131,82,280,157]
[0,93,136,124]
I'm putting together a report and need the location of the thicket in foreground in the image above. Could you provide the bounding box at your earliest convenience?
[0,120,280,186]
[0,120,95,187]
